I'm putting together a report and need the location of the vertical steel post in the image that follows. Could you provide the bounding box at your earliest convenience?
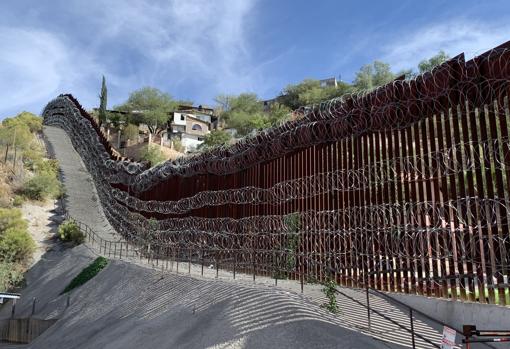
[410,308,416,349]
[11,299,16,318]
[366,283,371,330]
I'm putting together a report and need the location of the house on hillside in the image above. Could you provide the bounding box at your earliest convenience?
[94,105,218,153]
[319,77,338,88]
[168,105,218,152]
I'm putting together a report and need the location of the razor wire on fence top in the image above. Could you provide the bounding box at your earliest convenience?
[42,42,510,305]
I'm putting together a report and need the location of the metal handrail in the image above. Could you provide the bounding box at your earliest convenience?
[332,273,497,349]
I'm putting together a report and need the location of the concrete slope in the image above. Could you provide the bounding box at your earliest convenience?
[1,246,402,349]
[43,126,118,241]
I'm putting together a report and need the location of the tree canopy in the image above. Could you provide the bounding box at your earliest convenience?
[115,87,179,134]
[218,93,291,137]
[0,112,41,151]
[279,79,353,110]
[122,123,139,141]
[418,50,450,73]
[198,130,233,150]
[1,112,42,134]
[353,61,395,91]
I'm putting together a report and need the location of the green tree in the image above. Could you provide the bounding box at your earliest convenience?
[353,61,395,91]
[280,79,321,110]
[0,122,33,152]
[123,123,139,141]
[2,112,42,133]
[418,50,450,73]
[98,76,108,126]
[221,93,267,136]
[267,103,292,125]
[115,87,178,135]
[139,144,166,165]
[199,130,233,149]
[278,79,353,110]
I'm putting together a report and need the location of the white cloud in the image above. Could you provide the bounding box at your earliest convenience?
[72,0,260,98]
[0,28,67,115]
[0,26,105,117]
[381,19,510,71]
[0,0,261,117]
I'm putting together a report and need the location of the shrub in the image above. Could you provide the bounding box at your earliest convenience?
[21,173,62,201]
[172,137,185,153]
[123,123,139,141]
[0,185,11,208]
[0,208,27,232]
[58,219,85,245]
[62,257,108,294]
[0,261,24,291]
[0,227,35,264]
[139,144,166,166]
[34,158,60,176]
[321,279,339,314]
[12,195,24,207]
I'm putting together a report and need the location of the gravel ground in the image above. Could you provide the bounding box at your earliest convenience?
[20,200,59,266]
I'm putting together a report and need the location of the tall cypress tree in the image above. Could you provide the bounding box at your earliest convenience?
[98,76,107,126]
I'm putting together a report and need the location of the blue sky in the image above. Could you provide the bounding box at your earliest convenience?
[0,0,509,119]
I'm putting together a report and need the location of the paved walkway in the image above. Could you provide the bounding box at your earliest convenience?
[43,126,118,241]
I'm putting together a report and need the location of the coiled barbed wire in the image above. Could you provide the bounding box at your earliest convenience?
[42,43,510,299]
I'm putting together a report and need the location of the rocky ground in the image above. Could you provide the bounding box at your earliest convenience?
[20,200,59,266]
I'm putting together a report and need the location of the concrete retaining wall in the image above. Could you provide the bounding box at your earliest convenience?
[390,293,510,332]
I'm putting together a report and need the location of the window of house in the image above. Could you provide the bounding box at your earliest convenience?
[192,124,203,131]
[180,114,185,121]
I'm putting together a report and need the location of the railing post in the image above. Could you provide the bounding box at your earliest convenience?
[176,247,179,274]
[233,250,236,280]
[31,297,36,316]
[119,242,122,260]
[201,248,204,276]
[165,247,169,270]
[366,282,371,330]
[252,251,256,282]
[188,247,191,274]
[109,241,112,257]
[11,299,16,318]
[216,252,219,279]
[410,308,416,349]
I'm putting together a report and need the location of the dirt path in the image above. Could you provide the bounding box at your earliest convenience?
[20,200,58,266]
